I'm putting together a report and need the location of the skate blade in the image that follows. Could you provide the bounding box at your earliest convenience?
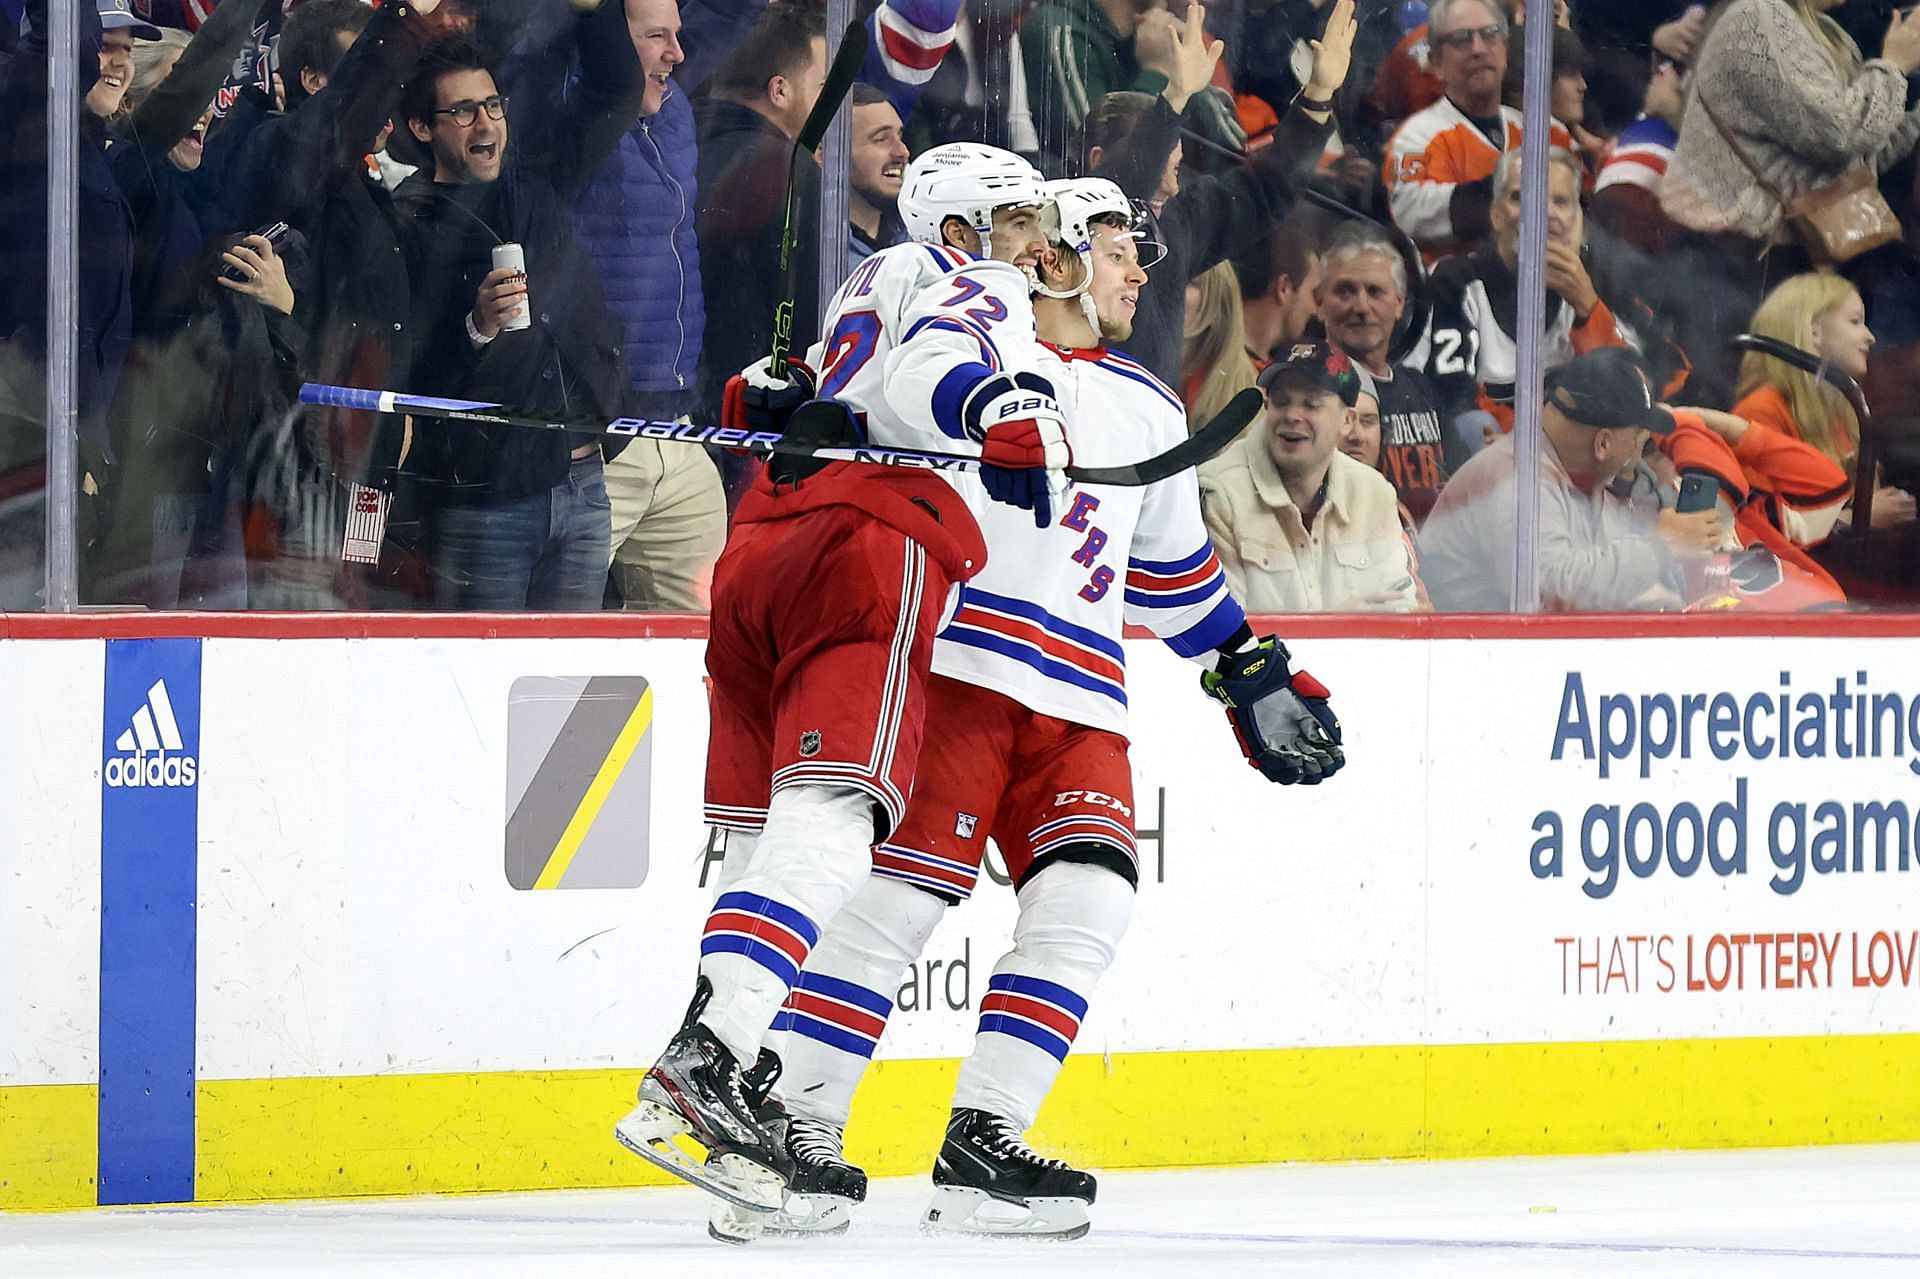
[613,1101,786,1215]
[706,1190,851,1243]
[919,1185,1091,1241]
[707,1200,770,1246]
[754,1192,856,1238]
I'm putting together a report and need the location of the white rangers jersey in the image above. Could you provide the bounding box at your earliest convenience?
[928,342,1248,737]
[805,241,1050,462]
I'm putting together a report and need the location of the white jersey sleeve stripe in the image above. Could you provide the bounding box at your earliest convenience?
[1124,544,1244,658]
[875,3,956,84]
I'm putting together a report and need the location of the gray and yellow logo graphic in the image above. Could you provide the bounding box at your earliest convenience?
[506,676,653,890]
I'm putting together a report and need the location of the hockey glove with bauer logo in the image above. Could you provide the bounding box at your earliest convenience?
[1201,637,1344,785]
[960,371,1071,528]
[723,357,816,435]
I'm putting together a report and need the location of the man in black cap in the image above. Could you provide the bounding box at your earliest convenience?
[1200,341,1422,612]
[1417,346,1726,611]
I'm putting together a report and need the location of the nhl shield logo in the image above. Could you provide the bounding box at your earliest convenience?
[954,812,979,838]
[799,730,823,758]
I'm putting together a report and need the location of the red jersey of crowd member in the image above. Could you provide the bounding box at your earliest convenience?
[1660,408,1847,610]
[1368,22,1442,129]
[1383,0,1571,261]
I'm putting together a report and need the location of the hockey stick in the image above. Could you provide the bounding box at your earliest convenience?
[767,19,870,378]
[297,383,1262,487]
[1727,333,1874,534]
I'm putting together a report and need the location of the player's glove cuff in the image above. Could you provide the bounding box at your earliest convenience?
[961,372,1071,528]
[959,371,1064,444]
[724,357,817,435]
[1201,637,1345,786]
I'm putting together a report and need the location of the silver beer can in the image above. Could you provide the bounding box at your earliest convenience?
[490,241,531,332]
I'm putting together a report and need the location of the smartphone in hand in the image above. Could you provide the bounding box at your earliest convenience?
[219,221,291,283]
[1676,471,1719,514]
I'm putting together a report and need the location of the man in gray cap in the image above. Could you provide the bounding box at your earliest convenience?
[92,1,164,115]
[1418,347,1727,612]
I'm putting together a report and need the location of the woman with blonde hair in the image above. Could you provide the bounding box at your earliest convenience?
[1729,272,1913,538]
[1180,261,1258,434]
[1653,0,1920,402]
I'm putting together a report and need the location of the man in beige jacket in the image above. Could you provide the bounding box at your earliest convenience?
[1199,342,1423,612]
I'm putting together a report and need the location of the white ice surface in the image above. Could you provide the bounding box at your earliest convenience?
[5,1145,1918,1279]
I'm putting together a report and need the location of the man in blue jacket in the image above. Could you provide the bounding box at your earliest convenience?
[571,0,764,613]
[575,0,964,612]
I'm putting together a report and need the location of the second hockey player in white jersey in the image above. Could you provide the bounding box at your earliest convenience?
[746,179,1349,1241]
[617,145,1081,1239]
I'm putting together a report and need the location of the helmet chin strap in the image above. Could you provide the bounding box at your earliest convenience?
[1031,246,1101,340]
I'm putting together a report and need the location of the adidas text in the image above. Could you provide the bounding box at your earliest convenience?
[105,751,198,789]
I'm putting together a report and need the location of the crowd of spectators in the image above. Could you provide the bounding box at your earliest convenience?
[5,0,1920,614]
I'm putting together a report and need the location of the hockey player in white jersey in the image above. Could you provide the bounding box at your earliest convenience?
[731,142,1073,524]
[742,179,1348,1241]
[616,144,1087,1239]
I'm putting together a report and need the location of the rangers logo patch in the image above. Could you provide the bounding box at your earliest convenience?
[955,812,979,838]
[799,730,822,758]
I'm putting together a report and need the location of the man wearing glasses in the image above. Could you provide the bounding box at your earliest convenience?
[394,3,645,610]
[1382,0,1570,260]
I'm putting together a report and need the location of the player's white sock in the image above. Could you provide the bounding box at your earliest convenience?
[949,861,1133,1130]
[768,875,949,1126]
[696,784,878,1064]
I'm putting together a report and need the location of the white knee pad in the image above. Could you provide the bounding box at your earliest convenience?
[1010,860,1134,984]
[727,784,878,923]
[826,874,950,971]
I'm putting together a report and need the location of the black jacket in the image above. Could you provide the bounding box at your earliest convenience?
[0,0,127,451]
[109,0,262,341]
[1094,95,1332,384]
[213,1,441,494]
[692,96,820,425]
[396,0,642,505]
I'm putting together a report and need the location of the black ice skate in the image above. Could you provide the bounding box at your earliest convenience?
[766,1117,869,1236]
[614,981,790,1225]
[920,1108,1097,1240]
[708,1054,868,1240]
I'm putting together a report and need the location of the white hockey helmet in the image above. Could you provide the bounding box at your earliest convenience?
[1044,177,1165,279]
[898,143,1051,247]
[1032,178,1162,332]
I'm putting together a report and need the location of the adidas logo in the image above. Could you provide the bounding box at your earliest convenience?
[104,679,198,789]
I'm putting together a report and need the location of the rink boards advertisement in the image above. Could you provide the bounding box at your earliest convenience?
[3,619,1918,1210]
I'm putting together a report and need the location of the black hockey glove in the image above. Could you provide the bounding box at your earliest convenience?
[765,397,864,485]
[1201,637,1344,785]
[723,357,817,435]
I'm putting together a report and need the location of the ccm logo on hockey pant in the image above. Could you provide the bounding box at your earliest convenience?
[1051,790,1131,818]
[977,973,1088,1062]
